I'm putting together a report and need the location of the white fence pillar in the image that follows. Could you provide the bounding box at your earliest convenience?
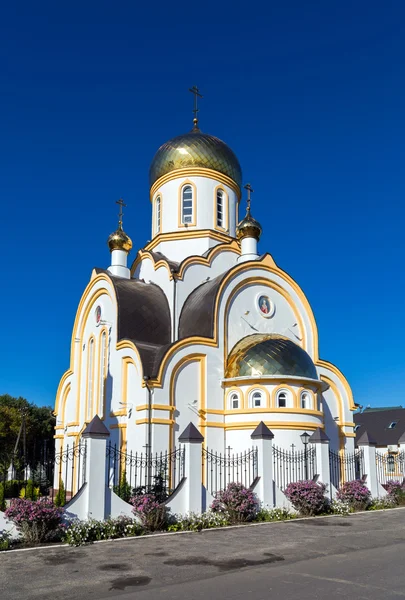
[178,423,204,514]
[251,422,274,508]
[357,430,382,498]
[399,432,405,455]
[65,415,110,521]
[309,428,331,498]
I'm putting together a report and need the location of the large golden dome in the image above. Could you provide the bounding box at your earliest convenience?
[149,129,242,189]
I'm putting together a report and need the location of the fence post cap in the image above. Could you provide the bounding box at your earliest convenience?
[82,415,110,438]
[179,422,204,443]
[251,422,274,440]
[398,432,405,444]
[357,430,377,446]
[309,427,329,444]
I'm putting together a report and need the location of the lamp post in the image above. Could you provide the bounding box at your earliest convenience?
[300,431,310,480]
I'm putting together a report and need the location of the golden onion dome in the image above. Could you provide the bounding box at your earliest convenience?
[107,226,133,253]
[226,334,318,379]
[149,127,242,189]
[236,209,262,241]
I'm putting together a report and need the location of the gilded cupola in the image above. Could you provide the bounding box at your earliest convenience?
[236,183,262,242]
[107,199,133,253]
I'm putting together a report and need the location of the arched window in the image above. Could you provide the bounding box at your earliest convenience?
[277,390,287,408]
[216,189,224,228]
[249,390,263,408]
[181,185,193,224]
[98,330,107,417]
[301,391,311,410]
[229,392,240,410]
[155,195,161,233]
[86,338,95,421]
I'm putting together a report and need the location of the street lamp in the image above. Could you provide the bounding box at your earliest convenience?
[300,431,311,480]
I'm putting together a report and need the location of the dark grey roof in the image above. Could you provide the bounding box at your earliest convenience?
[354,408,405,447]
[95,269,172,378]
[178,271,226,339]
[148,251,180,274]
[310,428,330,444]
[357,430,377,446]
[179,422,204,443]
[251,422,274,440]
[82,415,110,437]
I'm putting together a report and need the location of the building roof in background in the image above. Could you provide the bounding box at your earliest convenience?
[354,407,405,447]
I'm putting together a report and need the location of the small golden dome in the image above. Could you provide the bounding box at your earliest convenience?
[236,210,262,241]
[107,226,133,253]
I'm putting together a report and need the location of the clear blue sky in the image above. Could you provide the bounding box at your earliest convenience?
[1,1,404,409]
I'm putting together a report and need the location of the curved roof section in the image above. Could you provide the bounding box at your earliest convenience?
[95,269,172,377]
[149,130,242,189]
[225,334,318,379]
[178,271,226,339]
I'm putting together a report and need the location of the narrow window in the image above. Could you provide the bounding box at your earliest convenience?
[155,195,161,233]
[98,331,107,417]
[388,421,397,429]
[387,454,396,474]
[86,338,94,421]
[354,424,361,432]
[216,189,224,228]
[277,391,287,408]
[182,185,193,224]
[301,391,311,410]
[252,391,262,408]
[230,393,239,410]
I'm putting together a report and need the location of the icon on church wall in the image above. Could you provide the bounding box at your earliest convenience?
[95,305,102,325]
[256,294,274,318]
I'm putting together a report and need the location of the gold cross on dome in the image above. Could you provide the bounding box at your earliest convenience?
[244,183,254,213]
[189,85,203,127]
[116,198,126,228]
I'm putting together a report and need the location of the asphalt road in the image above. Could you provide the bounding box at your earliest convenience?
[1,508,405,600]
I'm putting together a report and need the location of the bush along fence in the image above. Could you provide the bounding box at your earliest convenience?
[1,416,394,524]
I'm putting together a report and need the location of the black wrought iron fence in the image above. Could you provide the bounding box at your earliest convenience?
[106,442,185,501]
[54,441,87,500]
[0,442,56,502]
[272,444,316,491]
[329,448,364,490]
[202,446,258,497]
[376,451,405,487]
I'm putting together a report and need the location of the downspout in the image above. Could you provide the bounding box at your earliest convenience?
[143,376,153,490]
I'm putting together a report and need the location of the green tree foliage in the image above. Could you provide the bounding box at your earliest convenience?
[54,479,66,507]
[0,394,55,468]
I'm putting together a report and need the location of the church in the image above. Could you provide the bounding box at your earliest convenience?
[54,92,356,462]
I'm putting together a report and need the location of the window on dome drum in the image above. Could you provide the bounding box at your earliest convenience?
[388,421,398,429]
[86,338,94,421]
[354,424,361,432]
[252,391,262,408]
[155,195,161,233]
[277,391,287,408]
[230,393,239,410]
[301,391,311,410]
[216,189,224,228]
[181,185,193,224]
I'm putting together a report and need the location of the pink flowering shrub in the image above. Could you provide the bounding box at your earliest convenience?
[385,480,405,506]
[284,480,327,516]
[211,483,259,522]
[337,480,371,511]
[129,493,168,531]
[5,497,64,543]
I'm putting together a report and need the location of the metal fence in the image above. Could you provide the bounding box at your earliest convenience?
[272,444,316,491]
[376,451,405,487]
[202,447,258,497]
[54,441,87,499]
[106,442,185,500]
[329,448,364,490]
[0,442,56,502]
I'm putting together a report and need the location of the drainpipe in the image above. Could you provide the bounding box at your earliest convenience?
[143,376,153,490]
[171,268,177,343]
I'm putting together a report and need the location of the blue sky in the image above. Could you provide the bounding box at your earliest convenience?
[1,1,404,409]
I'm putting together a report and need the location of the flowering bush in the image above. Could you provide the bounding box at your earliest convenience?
[255,507,297,521]
[168,510,231,532]
[336,480,371,511]
[63,516,144,546]
[385,480,405,506]
[284,480,328,516]
[211,483,259,522]
[130,493,168,531]
[329,499,351,516]
[368,496,397,511]
[5,498,64,544]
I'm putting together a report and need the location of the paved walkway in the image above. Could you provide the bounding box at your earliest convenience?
[1,509,405,599]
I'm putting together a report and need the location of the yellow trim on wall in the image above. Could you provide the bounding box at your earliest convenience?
[224,408,324,417]
[66,421,79,427]
[150,167,241,200]
[110,423,128,429]
[317,359,355,411]
[136,404,175,412]
[178,180,197,228]
[142,229,231,254]
[225,386,243,410]
[245,384,271,409]
[135,418,175,426]
[95,326,108,420]
[85,334,96,422]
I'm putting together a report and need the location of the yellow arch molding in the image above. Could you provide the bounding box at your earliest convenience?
[150,167,241,200]
[54,369,73,416]
[140,229,232,254]
[317,359,355,411]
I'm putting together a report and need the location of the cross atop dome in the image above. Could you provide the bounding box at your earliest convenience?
[189,85,203,131]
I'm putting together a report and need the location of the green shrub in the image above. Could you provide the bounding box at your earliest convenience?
[54,479,66,507]
[368,496,397,511]
[255,507,297,521]
[0,531,11,551]
[3,480,22,499]
[19,480,40,501]
[0,483,6,511]
[113,471,132,503]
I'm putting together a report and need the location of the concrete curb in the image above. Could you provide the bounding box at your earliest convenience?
[4,505,405,554]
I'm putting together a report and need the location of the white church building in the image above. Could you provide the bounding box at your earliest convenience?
[54,106,356,463]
